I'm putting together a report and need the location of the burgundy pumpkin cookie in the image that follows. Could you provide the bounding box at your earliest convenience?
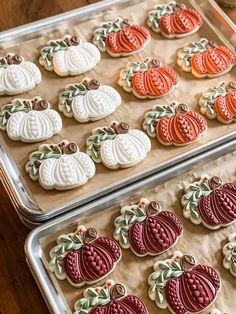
[73,279,148,314]
[143,101,207,146]
[119,58,179,99]
[148,251,221,314]
[182,175,236,230]
[49,225,121,287]
[93,17,150,57]
[178,38,236,78]
[114,198,183,257]
[199,81,236,124]
[147,1,202,38]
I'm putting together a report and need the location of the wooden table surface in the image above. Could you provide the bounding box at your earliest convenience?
[0,1,235,314]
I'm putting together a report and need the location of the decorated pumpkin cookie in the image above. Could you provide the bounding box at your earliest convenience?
[143,102,207,146]
[148,251,221,314]
[119,58,179,99]
[114,198,183,257]
[39,35,101,76]
[93,17,150,57]
[86,121,151,169]
[147,1,202,38]
[178,38,236,78]
[26,140,95,190]
[73,279,148,314]
[49,226,121,287]
[223,233,236,277]
[0,53,41,95]
[199,81,236,124]
[59,78,121,123]
[0,97,62,143]
[181,175,236,229]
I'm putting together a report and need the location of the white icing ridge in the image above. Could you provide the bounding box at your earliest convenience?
[100,129,151,169]
[71,85,121,122]
[0,59,42,95]
[39,152,95,190]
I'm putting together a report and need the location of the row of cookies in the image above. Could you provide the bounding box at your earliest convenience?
[48,181,236,313]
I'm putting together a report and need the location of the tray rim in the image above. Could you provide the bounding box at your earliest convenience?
[0,0,236,223]
[25,138,236,313]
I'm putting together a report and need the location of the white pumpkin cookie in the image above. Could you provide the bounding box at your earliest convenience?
[59,78,121,123]
[39,35,101,77]
[223,233,236,277]
[0,53,41,95]
[0,97,62,143]
[26,140,95,190]
[86,121,151,170]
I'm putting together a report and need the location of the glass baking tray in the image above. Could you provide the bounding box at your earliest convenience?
[0,0,236,224]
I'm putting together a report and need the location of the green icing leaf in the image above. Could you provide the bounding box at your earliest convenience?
[147,2,177,31]
[179,40,208,68]
[121,61,149,90]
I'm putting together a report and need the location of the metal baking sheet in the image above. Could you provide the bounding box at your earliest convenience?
[0,0,236,224]
[25,138,236,314]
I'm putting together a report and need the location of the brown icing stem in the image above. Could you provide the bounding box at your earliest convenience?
[84,228,97,243]
[83,79,101,90]
[181,255,196,271]
[146,201,161,216]
[228,82,236,90]
[110,284,126,300]
[6,54,22,65]
[148,59,161,68]
[176,103,189,113]
[64,36,80,47]
[121,18,131,28]
[116,122,129,134]
[174,3,185,10]
[32,99,49,111]
[209,176,223,190]
[62,143,78,155]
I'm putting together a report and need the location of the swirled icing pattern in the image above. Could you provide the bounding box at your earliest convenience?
[114,198,183,256]
[73,280,148,314]
[178,38,236,78]
[119,58,179,99]
[59,78,121,123]
[199,81,236,124]
[26,140,95,190]
[93,17,150,57]
[86,121,151,169]
[143,102,207,146]
[39,35,101,76]
[182,175,236,229]
[0,53,41,95]
[49,226,121,287]
[0,97,62,143]
[148,252,221,314]
[147,1,202,38]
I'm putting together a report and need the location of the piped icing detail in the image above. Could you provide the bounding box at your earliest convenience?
[93,17,150,57]
[0,97,62,143]
[223,233,236,277]
[59,78,121,123]
[143,101,207,146]
[177,38,236,78]
[49,226,121,287]
[0,53,41,95]
[148,251,221,313]
[39,35,101,76]
[114,198,183,256]
[86,121,151,169]
[147,1,202,38]
[25,140,95,190]
[181,174,236,229]
[119,58,179,98]
[199,81,236,124]
[73,279,148,314]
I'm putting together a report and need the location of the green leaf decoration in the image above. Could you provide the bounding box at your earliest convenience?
[144,104,176,136]
[0,99,33,130]
[114,203,148,247]
[86,124,117,163]
[147,3,176,32]
[26,143,63,180]
[59,83,88,116]
[223,233,236,277]
[179,40,208,68]
[40,38,70,68]
[149,258,183,307]
[0,57,8,69]
[49,230,84,277]
[120,61,149,90]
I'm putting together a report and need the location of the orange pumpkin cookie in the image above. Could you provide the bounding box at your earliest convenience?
[93,17,150,57]
[119,58,179,99]
[178,38,236,78]
[143,102,207,146]
[199,81,236,124]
